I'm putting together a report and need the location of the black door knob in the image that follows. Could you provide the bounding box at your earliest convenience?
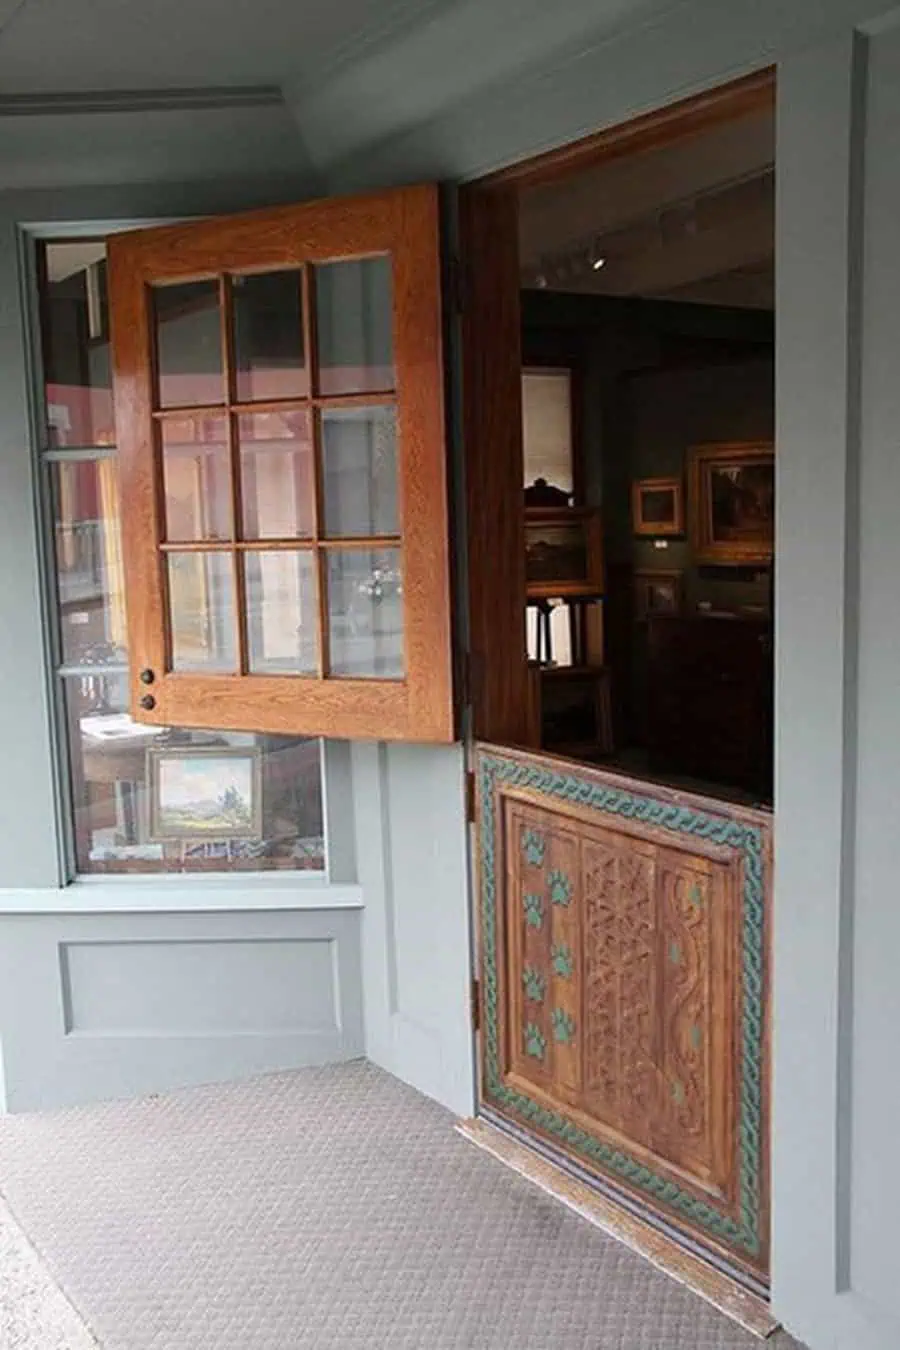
[140,694,156,711]
[139,668,155,685]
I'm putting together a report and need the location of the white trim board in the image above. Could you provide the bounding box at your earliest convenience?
[0,881,363,914]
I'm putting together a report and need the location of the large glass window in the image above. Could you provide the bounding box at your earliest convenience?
[40,240,325,876]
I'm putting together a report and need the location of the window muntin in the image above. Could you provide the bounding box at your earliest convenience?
[143,258,404,684]
[106,188,453,744]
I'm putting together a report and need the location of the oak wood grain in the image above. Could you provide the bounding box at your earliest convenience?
[108,184,454,742]
[475,742,772,1282]
[480,68,775,192]
[459,185,531,744]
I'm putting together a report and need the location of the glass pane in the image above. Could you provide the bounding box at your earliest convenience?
[51,458,127,666]
[63,672,324,874]
[232,270,307,402]
[239,410,314,540]
[161,416,232,542]
[154,280,224,408]
[326,547,403,678]
[42,242,114,448]
[322,406,398,538]
[166,551,236,672]
[245,550,318,675]
[315,257,394,396]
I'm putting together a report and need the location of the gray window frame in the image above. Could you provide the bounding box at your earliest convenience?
[20,219,357,894]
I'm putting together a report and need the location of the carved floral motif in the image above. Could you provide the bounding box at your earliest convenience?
[524,1023,546,1060]
[523,966,546,1002]
[551,943,574,979]
[551,1008,576,1044]
[522,828,546,867]
[477,747,769,1267]
[524,892,544,929]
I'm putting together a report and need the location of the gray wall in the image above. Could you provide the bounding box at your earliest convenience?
[0,176,472,1122]
[0,907,363,1112]
[353,743,473,1116]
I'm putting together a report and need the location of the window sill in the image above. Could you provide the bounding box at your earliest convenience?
[0,877,363,914]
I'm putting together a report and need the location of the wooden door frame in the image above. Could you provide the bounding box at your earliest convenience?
[457,66,776,1289]
[458,66,775,747]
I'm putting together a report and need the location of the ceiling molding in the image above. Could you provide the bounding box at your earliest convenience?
[0,86,284,117]
[289,0,678,172]
[296,0,453,90]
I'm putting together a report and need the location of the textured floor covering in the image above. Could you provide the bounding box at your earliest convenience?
[0,1196,97,1349]
[0,1062,803,1350]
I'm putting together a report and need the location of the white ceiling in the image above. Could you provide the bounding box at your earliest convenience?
[0,0,678,189]
[0,0,441,93]
[518,104,775,308]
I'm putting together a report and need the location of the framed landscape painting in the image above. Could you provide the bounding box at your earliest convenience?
[689,441,774,565]
[147,746,262,842]
[524,506,604,598]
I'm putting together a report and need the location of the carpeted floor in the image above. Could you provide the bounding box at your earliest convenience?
[0,1195,97,1349]
[0,1062,803,1349]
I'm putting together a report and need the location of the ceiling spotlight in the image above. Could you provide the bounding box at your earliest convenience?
[589,237,606,271]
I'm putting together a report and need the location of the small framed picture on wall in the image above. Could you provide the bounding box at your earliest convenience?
[633,569,684,621]
[631,476,684,536]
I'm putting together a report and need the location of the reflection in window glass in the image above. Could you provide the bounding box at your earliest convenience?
[232,270,307,402]
[166,551,238,673]
[42,242,113,448]
[63,673,324,874]
[51,458,127,667]
[239,410,314,540]
[153,280,224,408]
[322,406,398,538]
[40,239,327,880]
[327,547,404,678]
[245,550,318,674]
[315,257,394,396]
[161,416,232,542]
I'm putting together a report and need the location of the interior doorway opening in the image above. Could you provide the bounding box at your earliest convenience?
[463,70,777,1301]
[515,83,775,803]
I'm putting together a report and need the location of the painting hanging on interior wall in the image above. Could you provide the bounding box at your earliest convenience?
[524,506,604,598]
[631,476,684,536]
[146,745,263,842]
[633,569,684,620]
[689,441,775,565]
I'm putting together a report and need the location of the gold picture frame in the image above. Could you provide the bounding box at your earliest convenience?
[688,441,774,565]
[524,506,604,598]
[631,476,684,536]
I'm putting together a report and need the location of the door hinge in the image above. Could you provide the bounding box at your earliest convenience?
[460,649,483,713]
[470,977,481,1032]
[448,254,466,314]
[465,768,476,823]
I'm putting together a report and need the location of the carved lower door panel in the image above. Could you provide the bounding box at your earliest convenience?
[476,744,770,1284]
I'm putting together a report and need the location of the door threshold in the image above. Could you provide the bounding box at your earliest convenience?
[456,1116,780,1341]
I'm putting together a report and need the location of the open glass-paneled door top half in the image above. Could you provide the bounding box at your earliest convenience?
[108,186,453,742]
